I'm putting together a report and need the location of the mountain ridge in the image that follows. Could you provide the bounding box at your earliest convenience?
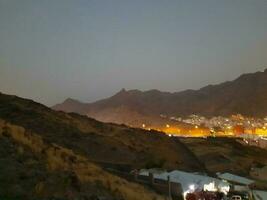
[2,91,267,199]
[53,69,267,126]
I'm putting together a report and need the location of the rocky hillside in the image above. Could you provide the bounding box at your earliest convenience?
[2,92,267,199]
[0,91,204,199]
[0,119,166,200]
[0,92,203,171]
[53,69,267,126]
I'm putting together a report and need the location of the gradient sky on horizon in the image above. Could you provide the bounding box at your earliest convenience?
[0,0,267,106]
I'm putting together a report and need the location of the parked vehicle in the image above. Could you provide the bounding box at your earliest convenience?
[227,191,250,200]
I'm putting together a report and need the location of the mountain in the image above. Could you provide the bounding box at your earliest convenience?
[0,91,204,200]
[0,92,203,171]
[53,69,267,127]
[1,92,267,199]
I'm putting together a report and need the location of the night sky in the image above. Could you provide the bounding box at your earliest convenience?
[0,0,267,106]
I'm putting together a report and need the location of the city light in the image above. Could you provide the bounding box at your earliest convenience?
[138,114,267,139]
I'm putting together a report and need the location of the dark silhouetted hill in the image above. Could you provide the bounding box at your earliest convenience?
[53,69,267,126]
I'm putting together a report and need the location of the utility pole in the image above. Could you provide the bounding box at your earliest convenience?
[167,175,172,200]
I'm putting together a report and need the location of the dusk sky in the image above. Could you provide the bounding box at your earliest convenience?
[0,0,267,106]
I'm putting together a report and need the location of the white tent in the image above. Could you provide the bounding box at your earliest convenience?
[216,172,254,185]
[139,169,230,194]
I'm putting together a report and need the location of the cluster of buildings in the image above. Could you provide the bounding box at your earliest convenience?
[166,114,267,137]
[138,168,267,200]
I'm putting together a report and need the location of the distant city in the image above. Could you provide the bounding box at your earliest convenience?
[141,113,267,139]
